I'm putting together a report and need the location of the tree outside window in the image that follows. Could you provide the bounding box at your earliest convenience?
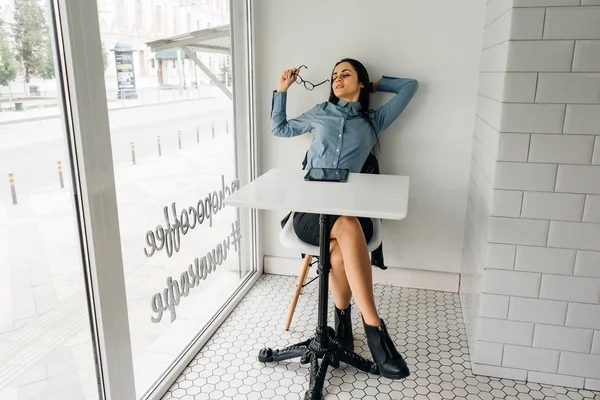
[12,0,48,92]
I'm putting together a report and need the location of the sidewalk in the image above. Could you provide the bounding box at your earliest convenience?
[0,86,226,126]
[0,129,246,399]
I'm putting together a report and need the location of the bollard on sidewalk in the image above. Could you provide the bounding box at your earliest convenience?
[131,142,136,165]
[8,173,17,205]
[57,161,64,189]
[211,122,215,139]
[196,126,199,143]
[178,130,182,150]
[158,136,162,156]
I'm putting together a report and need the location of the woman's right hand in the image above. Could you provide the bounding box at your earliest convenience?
[277,68,299,93]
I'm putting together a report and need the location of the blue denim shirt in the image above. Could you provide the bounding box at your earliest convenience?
[271,76,418,172]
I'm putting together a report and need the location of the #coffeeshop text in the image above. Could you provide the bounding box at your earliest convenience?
[144,175,241,323]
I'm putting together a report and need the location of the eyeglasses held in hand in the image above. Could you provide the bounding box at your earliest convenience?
[294,65,329,91]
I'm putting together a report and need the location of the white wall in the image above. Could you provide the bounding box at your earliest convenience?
[463,1,600,389]
[255,0,484,274]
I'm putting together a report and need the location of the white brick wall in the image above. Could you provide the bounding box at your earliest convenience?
[475,117,500,157]
[503,345,560,373]
[533,325,594,353]
[498,133,529,161]
[508,297,568,325]
[495,162,557,191]
[511,8,545,40]
[543,7,600,39]
[500,103,565,133]
[479,293,510,319]
[485,243,516,270]
[535,73,600,104]
[491,190,522,217]
[558,353,600,379]
[540,274,600,303]
[462,0,600,388]
[521,192,585,221]
[477,95,503,131]
[583,195,600,223]
[485,0,513,25]
[477,317,534,345]
[514,246,575,275]
[506,41,574,72]
[555,165,600,195]
[593,331,600,354]
[473,341,504,365]
[567,303,600,330]
[547,221,600,251]
[488,217,549,246]
[480,42,510,73]
[482,269,541,297]
[586,378,600,391]
[528,135,594,164]
[528,371,585,389]
[575,251,600,278]
[564,105,600,135]
[573,40,600,72]
[513,0,579,6]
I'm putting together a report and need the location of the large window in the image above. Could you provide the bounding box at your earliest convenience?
[98,0,256,398]
[0,0,257,398]
[0,2,101,399]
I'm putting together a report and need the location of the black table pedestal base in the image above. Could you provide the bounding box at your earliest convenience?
[258,328,378,400]
[258,214,380,400]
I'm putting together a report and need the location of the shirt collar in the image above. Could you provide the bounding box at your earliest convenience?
[337,99,362,111]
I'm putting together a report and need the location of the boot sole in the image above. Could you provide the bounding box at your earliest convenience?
[379,369,410,380]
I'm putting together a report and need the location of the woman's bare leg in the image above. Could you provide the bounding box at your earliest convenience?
[329,239,352,309]
[330,216,381,327]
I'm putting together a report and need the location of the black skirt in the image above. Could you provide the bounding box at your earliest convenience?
[292,212,374,247]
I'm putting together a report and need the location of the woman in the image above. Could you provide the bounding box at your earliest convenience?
[271,58,418,379]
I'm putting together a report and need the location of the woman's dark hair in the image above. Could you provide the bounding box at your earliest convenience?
[328,58,378,149]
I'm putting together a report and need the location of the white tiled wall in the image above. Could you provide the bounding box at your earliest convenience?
[461,0,600,390]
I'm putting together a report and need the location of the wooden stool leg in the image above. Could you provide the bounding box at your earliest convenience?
[300,255,312,294]
[284,255,312,331]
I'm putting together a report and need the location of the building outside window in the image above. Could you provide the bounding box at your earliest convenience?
[136,0,143,28]
[155,5,162,32]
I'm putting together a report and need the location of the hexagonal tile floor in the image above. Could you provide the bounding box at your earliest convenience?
[162,274,600,400]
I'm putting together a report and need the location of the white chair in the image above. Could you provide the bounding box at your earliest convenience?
[281,213,383,331]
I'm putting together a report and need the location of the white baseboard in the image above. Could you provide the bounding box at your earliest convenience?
[263,256,460,292]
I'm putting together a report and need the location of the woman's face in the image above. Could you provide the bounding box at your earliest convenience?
[332,62,364,100]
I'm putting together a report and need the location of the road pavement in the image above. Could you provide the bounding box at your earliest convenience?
[0,97,233,202]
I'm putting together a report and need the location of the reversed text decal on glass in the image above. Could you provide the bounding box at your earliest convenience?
[144,174,241,323]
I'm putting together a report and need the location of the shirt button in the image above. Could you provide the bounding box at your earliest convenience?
[336,149,340,152]
[333,162,336,166]
[338,134,342,138]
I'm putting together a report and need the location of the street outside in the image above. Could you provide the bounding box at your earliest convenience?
[0,90,251,399]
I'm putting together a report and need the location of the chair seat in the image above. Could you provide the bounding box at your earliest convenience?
[280,213,383,255]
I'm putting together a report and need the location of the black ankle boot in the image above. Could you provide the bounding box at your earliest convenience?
[363,317,410,379]
[334,304,354,351]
